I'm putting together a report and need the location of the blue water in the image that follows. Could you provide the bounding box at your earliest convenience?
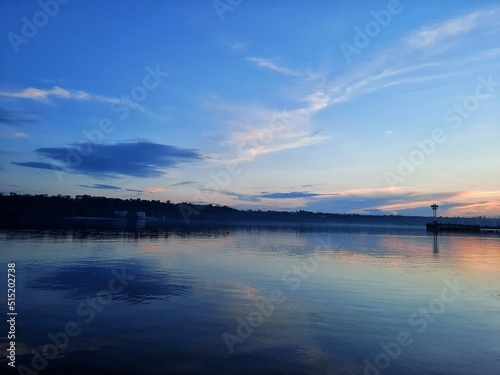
[1,226,499,374]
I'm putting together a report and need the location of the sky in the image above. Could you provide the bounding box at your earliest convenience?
[0,0,499,217]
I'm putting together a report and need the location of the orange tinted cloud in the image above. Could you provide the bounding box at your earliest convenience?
[375,190,500,216]
[143,187,164,194]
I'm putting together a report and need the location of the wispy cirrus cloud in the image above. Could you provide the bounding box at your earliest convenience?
[167,181,196,187]
[229,129,328,162]
[403,9,494,50]
[299,8,500,115]
[444,191,500,217]
[0,86,119,104]
[1,131,30,139]
[125,188,143,193]
[142,187,164,194]
[229,42,246,50]
[212,103,329,164]
[0,107,38,139]
[12,141,203,178]
[78,184,121,190]
[246,57,300,77]
[305,62,450,117]
[211,8,500,169]
[0,107,37,126]
[213,190,326,202]
[446,201,500,217]
[260,191,322,199]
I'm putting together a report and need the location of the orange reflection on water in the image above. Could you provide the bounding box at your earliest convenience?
[139,242,161,253]
[444,235,500,275]
[312,233,500,281]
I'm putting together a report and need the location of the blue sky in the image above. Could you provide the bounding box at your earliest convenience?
[1,0,499,217]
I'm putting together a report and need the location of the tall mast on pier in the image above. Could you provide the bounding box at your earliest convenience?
[431,203,439,218]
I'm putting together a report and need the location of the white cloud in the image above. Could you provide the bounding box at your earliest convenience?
[302,9,500,113]
[211,62,445,164]
[0,130,29,139]
[296,63,445,117]
[0,86,119,104]
[206,100,329,164]
[14,132,28,138]
[205,8,500,172]
[229,42,245,50]
[403,8,500,51]
[405,12,480,50]
[246,57,300,77]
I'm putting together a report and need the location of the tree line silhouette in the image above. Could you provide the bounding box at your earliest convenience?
[0,193,496,227]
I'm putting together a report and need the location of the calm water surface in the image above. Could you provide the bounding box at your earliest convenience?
[1,225,499,374]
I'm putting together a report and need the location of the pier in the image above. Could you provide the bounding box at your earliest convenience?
[425,203,499,233]
[426,222,481,232]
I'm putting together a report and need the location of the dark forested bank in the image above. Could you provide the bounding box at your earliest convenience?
[0,193,497,228]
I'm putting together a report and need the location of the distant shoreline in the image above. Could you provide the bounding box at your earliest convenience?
[1,193,498,230]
